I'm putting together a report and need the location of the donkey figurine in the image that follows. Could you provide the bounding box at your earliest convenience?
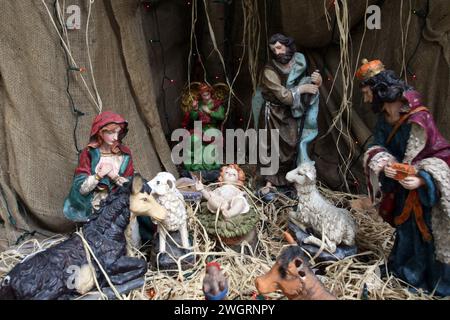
[255,233,336,300]
[0,174,167,300]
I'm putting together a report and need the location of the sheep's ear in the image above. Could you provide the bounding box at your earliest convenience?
[132,174,144,195]
[305,170,315,182]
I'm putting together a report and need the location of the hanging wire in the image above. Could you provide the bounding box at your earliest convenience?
[53,0,85,153]
[41,0,102,112]
[405,0,430,77]
[148,5,172,132]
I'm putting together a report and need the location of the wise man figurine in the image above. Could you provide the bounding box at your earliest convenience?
[358,58,450,296]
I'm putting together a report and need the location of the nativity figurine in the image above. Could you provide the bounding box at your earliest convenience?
[358,59,450,296]
[195,164,259,249]
[286,162,357,260]
[147,172,195,270]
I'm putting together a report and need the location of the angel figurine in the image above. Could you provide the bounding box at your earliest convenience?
[180,82,229,172]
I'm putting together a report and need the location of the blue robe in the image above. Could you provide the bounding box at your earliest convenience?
[371,115,450,296]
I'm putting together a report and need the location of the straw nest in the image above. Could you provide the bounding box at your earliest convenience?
[0,184,439,300]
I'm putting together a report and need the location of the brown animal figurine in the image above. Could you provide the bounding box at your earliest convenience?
[255,234,336,300]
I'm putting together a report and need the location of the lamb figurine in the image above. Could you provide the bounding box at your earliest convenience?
[286,162,357,253]
[147,172,191,254]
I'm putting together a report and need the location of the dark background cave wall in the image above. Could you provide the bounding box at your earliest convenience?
[141,0,191,136]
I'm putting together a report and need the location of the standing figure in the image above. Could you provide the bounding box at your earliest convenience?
[257,33,322,197]
[358,59,450,296]
[181,83,226,173]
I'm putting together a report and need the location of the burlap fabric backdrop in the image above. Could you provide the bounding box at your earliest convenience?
[0,0,177,250]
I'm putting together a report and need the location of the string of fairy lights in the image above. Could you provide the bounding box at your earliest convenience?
[141,0,238,131]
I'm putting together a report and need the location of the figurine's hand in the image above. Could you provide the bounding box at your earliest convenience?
[106,168,120,180]
[384,165,397,179]
[298,84,319,95]
[311,72,322,87]
[399,176,425,190]
[220,202,229,212]
[114,176,129,186]
[202,105,212,114]
[370,156,392,175]
[96,163,113,178]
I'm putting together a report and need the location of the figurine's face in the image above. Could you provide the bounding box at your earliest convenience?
[361,86,373,103]
[148,172,177,196]
[223,168,238,183]
[286,163,316,186]
[201,91,212,102]
[382,101,402,125]
[130,175,167,222]
[255,258,307,299]
[101,126,121,146]
[269,41,294,65]
[269,41,287,57]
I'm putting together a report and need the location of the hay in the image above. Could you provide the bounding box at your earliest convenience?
[0,187,439,300]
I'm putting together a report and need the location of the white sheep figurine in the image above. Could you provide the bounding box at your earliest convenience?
[147,172,190,253]
[286,162,357,253]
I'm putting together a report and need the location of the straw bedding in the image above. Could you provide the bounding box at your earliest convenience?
[0,186,438,300]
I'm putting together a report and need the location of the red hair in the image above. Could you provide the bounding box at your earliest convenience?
[88,123,125,154]
[218,164,245,186]
[199,83,213,95]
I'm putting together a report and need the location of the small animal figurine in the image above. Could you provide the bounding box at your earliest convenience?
[286,162,357,253]
[255,243,336,300]
[0,175,167,300]
[202,262,228,300]
[147,172,191,254]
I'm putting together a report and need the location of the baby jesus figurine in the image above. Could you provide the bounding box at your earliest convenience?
[195,164,250,219]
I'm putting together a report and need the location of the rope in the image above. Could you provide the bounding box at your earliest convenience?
[41,0,102,113]
[53,0,85,153]
[399,0,412,82]
[77,229,108,300]
[201,0,234,126]
[318,0,374,192]
[190,1,250,128]
[85,0,103,111]
[75,230,123,300]
[319,0,356,192]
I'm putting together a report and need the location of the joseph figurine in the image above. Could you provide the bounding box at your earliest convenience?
[258,33,322,197]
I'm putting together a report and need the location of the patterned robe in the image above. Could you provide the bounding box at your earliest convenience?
[364,96,450,296]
